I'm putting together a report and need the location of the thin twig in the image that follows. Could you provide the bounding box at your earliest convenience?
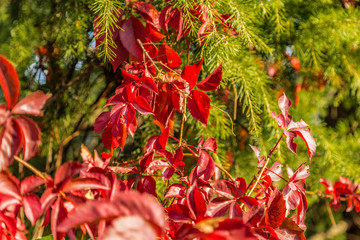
[214,162,235,182]
[62,131,80,145]
[305,191,347,202]
[14,156,47,181]
[326,201,336,226]
[233,82,238,120]
[137,39,161,72]
[178,98,187,147]
[246,133,284,197]
[211,103,236,136]
[169,135,199,157]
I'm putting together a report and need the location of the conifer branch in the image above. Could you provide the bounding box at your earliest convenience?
[92,0,123,62]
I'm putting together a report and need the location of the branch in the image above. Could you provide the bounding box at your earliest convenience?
[214,162,235,182]
[246,133,284,197]
[14,156,47,181]
[137,39,161,72]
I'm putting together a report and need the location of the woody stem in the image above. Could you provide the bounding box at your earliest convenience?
[137,39,161,73]
[214,162,235,182]
[178,98,187,147]
[246,133,284,197]
[14,156,47,181]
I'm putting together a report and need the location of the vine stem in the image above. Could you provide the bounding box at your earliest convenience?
[246,133,284,197]
[14,156,47,181]
[137,39,161,72]
[305,190,348,202]
[178,97,187,147]
[326,201,336,226]
[214,162,235,182]
[211,104,236,136]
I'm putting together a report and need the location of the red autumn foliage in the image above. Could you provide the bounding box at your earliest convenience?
[1,1,358,240]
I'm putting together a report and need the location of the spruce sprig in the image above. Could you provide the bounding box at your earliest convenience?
[91,0,123,62]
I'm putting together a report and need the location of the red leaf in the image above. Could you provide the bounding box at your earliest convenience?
[249,144,266,168]
[137,176,157,197]
[271,93,292,129]
[157,43,182,70]
[133,2,160,30]
[164,183,186,199]
[20,175,44,195]
[54,161,83,186]
[0,172,21,200]
[266,161,283,182]
[111,123,127,150]
[94,111,110,133]
[278,93,292,120]
[159,5,173,34]
[242,202,266,227]
[162,166,175,181]
[196,150,215,181]
[154,83,175,128]
[0,119,21,170]
[181,60,203,90]
[145,24,166,42]
[188,90,211,126]
[0,55,20,109]
[187,184,207,221]
[138,76,158,93]
[139,152,155,172]
[173,147,184,164]
[51,198,67,240]
[119,18,145,61]
[202,138,217,153]
[196,63,222,91]
[13,116,41,161]
[102,125,119,153]
[57,191,165,233]
[275,218,305,240]
[111,36,129,71]
[290,128,316,159]
[209,219,258,240]
[12,91,51,116]
[238,196,259,209]
[132,96,153,115]
[167,8,188,41]
[206,197,233,217]
[61,178,110,193]
[40,188,58,213]
[192,218,257,240]
[288,163,310,182]
[23,194,42,226]
[167,203,193,222]
[265,187,286,228]
[102,215,159,240]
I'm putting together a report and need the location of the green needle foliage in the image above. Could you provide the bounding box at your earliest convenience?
[91,0,124,62]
